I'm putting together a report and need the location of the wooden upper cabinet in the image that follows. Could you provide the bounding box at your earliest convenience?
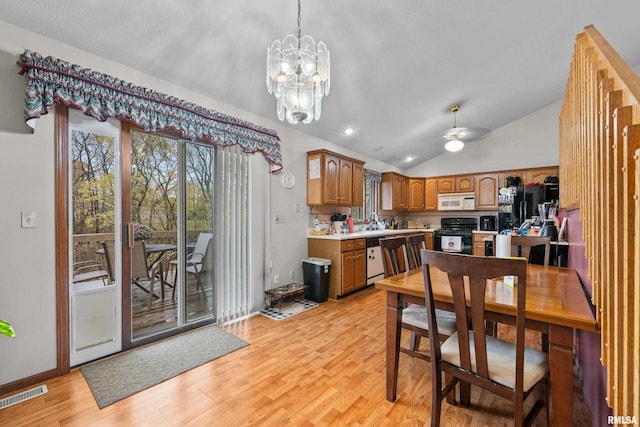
[408,178,425,210]
[456,175,474,192]
[498,170,526,188]
[498,167,559,187]
[526,167,559,184]
[438,175,474,193]
[307,149,365,207]
[381,172,409,210]
[475,173,499,210]
[352,162,364,206]
[338,158,353,206]
[425,178,438,210]
[323,152,340,205]
[437,177,456,193]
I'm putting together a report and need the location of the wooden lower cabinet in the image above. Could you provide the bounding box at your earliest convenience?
[424,231,434,250]
[341,247,366,295]
[472,233,495,256]
[308,238,366,299]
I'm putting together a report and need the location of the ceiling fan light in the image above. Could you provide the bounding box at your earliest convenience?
[444,139,464,152]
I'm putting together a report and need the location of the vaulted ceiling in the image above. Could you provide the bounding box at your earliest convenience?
[2,0,640,168]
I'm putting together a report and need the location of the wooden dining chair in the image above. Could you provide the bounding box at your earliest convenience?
[508,234,553,351]
[421,250,548,427]
[510,235,551,266]
[379,236,410,278]
[405,233,426,270]
[379,236,456,362]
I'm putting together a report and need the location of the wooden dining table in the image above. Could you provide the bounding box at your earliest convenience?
[375,263,598,427]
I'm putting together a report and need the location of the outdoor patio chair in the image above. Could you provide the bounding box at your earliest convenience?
[186,237,214,293]
[102,240,165,310]
[166,232,212,298]
[72,260,110,287]
[131,241,165,310]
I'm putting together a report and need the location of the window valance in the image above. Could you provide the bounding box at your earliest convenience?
[17,49,283,170]
[363,168,382,182]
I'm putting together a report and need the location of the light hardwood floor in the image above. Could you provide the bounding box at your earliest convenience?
[0,287,591,426]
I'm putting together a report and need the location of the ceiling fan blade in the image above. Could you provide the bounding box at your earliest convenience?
[442,126,489,141]
[443,126,469,140]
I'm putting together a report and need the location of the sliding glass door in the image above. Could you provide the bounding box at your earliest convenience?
[68,110,122,366]
[69,112,216,364]
[184,144,215,323]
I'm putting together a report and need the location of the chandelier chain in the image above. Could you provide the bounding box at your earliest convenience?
[297,0,302,44]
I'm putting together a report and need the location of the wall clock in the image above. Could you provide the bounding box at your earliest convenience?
[281,171,295,189]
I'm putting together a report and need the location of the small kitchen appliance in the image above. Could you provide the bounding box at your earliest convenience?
[480,215,496,231]
[537,203,558,240]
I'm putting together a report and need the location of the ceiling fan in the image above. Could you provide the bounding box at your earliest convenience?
[442,104,488,152]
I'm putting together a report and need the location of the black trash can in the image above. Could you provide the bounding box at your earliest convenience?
[302,257,331,302]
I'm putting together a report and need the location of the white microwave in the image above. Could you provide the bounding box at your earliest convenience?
[437,192,476,211]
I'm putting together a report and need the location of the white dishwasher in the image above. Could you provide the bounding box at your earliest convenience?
[366,237,385,285]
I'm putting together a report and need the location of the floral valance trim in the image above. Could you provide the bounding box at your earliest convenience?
[363,168,382,182]
[17,49,283,170]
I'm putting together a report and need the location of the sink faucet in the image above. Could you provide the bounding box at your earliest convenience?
[369,213,378,230]
[369,213,386,230]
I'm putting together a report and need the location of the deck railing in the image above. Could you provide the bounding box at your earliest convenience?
[72,230,208,265]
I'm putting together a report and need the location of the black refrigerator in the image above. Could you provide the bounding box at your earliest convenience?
[497,184,559,231]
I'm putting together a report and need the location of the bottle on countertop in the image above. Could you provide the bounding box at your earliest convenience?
[347,216,354,233]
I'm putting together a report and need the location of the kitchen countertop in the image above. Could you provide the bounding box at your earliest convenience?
[308,228,501,240]
[307,228,436,240]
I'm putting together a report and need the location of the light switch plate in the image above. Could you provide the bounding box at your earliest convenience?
[21,211,37,228]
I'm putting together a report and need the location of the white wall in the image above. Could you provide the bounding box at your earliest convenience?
[0,21,400,385]
[0,19,561,385]
[406,101,561,176]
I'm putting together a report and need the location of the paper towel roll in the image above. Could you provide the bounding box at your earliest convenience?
[495,234,512,258]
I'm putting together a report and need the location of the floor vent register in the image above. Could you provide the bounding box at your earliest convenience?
[0,384,48,409]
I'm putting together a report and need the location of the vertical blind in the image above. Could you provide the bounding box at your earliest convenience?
[215,145,251,323]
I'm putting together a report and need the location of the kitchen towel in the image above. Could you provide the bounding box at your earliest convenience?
[495,234,512,258]
[441,236,462,252]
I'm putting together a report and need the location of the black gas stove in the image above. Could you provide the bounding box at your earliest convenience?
[433,217,477,254]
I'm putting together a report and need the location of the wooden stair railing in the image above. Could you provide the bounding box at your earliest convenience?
[560,24,640,417]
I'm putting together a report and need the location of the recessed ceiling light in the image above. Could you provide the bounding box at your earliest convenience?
[343,127,355,136]
[405,156,414,162]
